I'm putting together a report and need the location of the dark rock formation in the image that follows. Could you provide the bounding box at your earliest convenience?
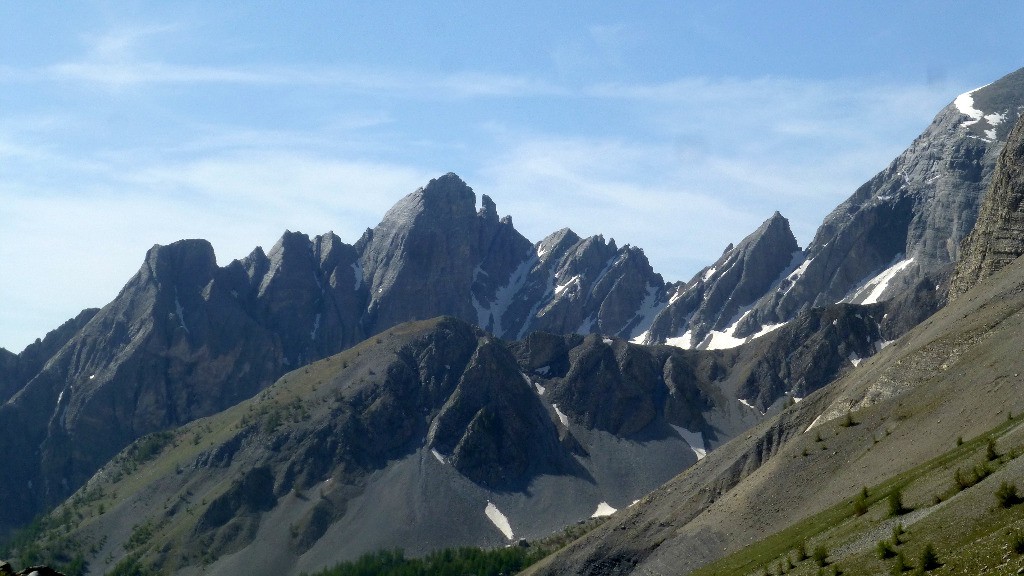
[950,113,1024,298]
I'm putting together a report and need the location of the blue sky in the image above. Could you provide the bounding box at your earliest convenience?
[2,1,1023,352]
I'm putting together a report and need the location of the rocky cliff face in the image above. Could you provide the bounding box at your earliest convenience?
[949,113,1024,298]
[0,310,97,405]
[728,67,1024,340]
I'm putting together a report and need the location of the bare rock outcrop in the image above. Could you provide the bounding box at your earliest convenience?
[950,113,1024,298]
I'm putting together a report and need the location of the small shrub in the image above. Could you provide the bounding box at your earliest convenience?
[840,411,857,427]
[890,551,908,574]
[986,437,999,461]
[918,543,941,571]
[887,490,909,517]
[813,545,829,566]
[892,522,905,544]
[1010,532,1024,555]
[955,435,963,446]
[995,481,1022,508]
[853,487,869,516]
[794,540,808,561]
[877,540,896,559]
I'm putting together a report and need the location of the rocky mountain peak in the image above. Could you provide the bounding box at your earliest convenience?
[950,112,1024,299]
[478,193,499,224]
[140,239,218,289]
[640,211,798,348]
[954,66,1024,143]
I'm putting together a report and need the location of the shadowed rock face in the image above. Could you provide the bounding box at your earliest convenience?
[950,113,1024,298]
[0,239,286,532]
[0,309,97,404]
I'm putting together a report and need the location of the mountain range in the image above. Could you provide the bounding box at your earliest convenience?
[2,66,1024,575]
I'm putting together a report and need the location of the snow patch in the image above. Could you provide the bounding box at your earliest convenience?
[670,425,707,459]
[56,389,65,406]
[591,502,617,518]
[738,398,764,415]
[679,309,788,352]
[702,328,748,350]
[701,266,718,282]
[664,330,693,349]
[554,274,581,297]
[89,374,95,380]
[535,365,550,376]
[521,373,533,388]
[805,413,825,433]
[752,322,786,339]
[849,353,862,367]
[602,337,613,345]
[472,253,538,339]
[629,331,650,345]
[485,502,514,540]
[845,257,915,305]
[626,285,666,344]
[533,382,546,396]
[954,89,986,127]
[431,449,446,464]
[553,404,569,427]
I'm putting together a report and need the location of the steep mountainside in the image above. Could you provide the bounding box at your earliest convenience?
[950,114,1024,298]
[19,305,894,576]
[0,310,97,404]
[628,66,1024,348]
[524,209,1024,576]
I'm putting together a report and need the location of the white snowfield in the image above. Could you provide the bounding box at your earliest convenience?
[591,502,617,518]
[738,398,764,415]
[844,257,915,305]
[430,448,446,464]
[553,404,570,427]
[954,84,1004,141]
[955,88,986,127]
[670,425,707,459]
[484,501,514,540]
